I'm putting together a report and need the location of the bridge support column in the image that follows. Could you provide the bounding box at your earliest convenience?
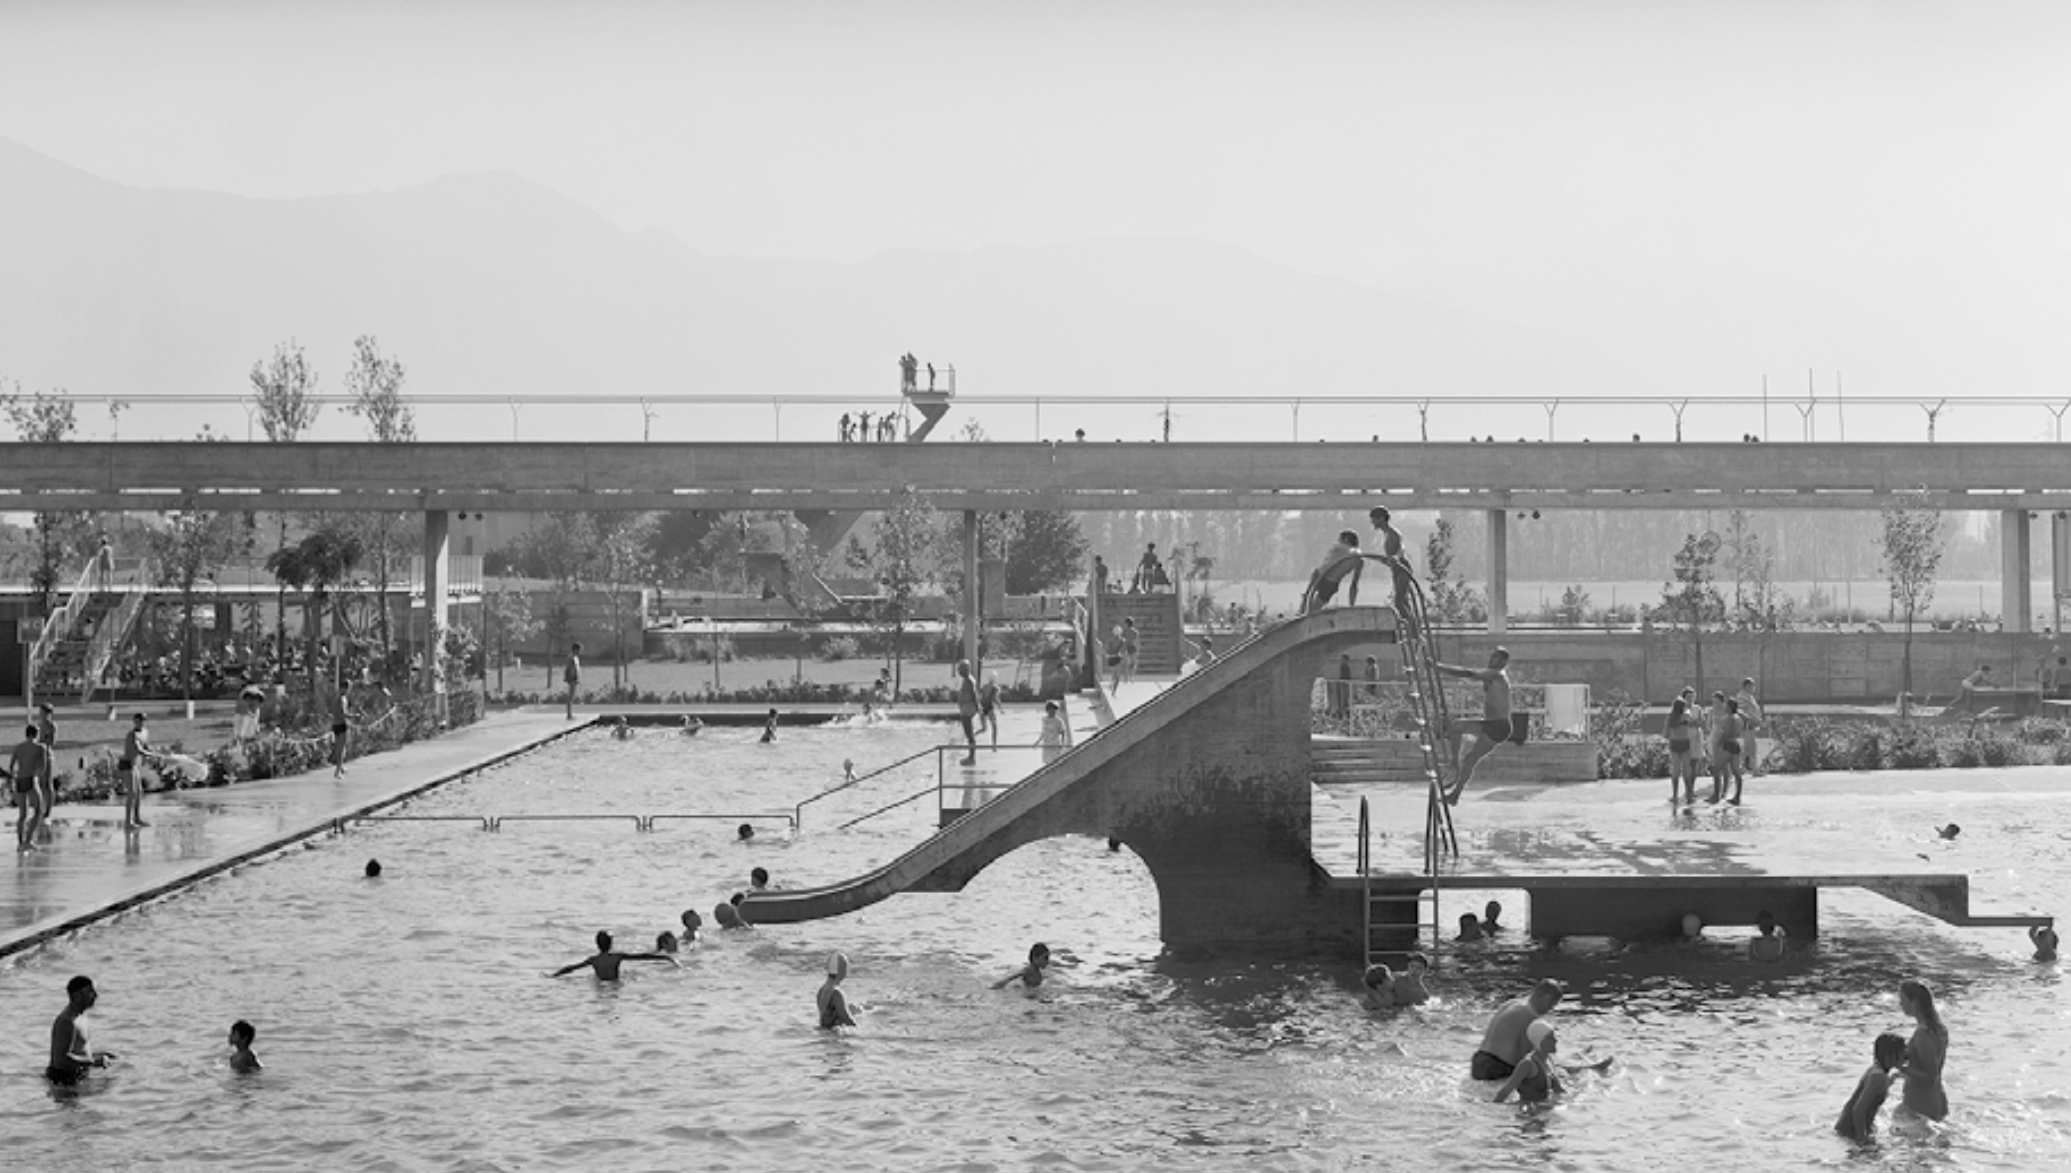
[2054,512,2070,635]
[1486,509,1508,635]
[422,510,450,697]
[2001,509,2032,633]
[963,510,980,671]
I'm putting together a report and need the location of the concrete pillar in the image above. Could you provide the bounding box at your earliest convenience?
[2001,509,2031,633]
[422,509,451,691]
[2053,512,2070,634]
[963,510,981,671]
[1486,509,1509,635]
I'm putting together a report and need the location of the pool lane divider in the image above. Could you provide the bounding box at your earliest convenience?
[0,718,597,962]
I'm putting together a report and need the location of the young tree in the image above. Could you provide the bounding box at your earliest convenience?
[251,340,324,661]
[1423,517,1484,624]
[343,336,415,668]
[1879,489,1946,700]
[861,486,939,691]
[146,499,245,703]
[1657,532,1727,695]
[1005,510,1092,596]
[482,581,541,694]
[592,512,659,689]
[2,385,98,606]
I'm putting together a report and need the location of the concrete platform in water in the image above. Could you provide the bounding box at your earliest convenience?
[1312,771,2056,944]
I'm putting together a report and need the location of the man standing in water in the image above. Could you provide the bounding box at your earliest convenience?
[49,975,113,1086]
[1436,647,1513,803]
[1471,978,1563,1082]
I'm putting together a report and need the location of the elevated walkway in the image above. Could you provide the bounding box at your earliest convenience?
[741,607,1399,949]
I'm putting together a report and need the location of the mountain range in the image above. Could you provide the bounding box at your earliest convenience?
[0,137,1635,442]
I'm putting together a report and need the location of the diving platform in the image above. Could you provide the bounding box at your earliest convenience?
[1312,776,2053,943]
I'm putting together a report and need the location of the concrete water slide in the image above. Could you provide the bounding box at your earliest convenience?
[742,607,1397,946]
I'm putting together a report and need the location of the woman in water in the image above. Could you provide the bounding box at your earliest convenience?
[1896,978,1949,1120]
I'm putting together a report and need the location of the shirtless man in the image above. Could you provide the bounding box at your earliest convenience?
[1471,978,1563,1082]
[11,724,48,850]
[549,931,674,980]
[1367,507,1417,635]
[1436,647,1513,803]
[120,713,151,828]
[1301,530,1363,614]
[33,702,56,835]
[326,686,353,779]
[49,975,114,1086]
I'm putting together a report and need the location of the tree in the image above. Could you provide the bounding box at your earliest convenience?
[342,336,416,666]
[860,486,939,691]
[147,498,245,703]
[265,524,365,692]
[2,385,98,605]
[592,513,659,689]
[482,581,541,694]
[1657,532,1727,695]
[1879,489,1946,701]
[1006,510,1092,596]
[1424,518,1484,624]
[251,340,324,661]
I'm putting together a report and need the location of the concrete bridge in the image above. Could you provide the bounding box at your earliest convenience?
[6,437,2069,686]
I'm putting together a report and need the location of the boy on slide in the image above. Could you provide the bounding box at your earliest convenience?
[1302,531,1363,613]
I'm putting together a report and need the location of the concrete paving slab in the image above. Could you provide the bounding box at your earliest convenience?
[2,709,583,959]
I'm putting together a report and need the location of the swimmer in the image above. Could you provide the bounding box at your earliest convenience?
[2032,924,2059,962]
[679,909,703,942]
[1937,823,1961,840]
[843,758,857,784]
[1481,900,1506,935]
[1493,1021,1563,1106]
[993,941,1079,990]
[610,716,635,740]
[714,893,754,930]
[750,866,770,891]
[655,931,679,954]
[549,931,674,980]
[1456,912,1485,942]
[680,715,703,736]
[760,708,778,743]
[48,975,113,1086]
[818,952,857,1029]
[1750,911,1787,961]
[228,1019,263,1073]
[1471,978,1562,1081]
[737,823,755,842]
[1681,912,1705,940]
[1836,1032,1907,1141]
[1391,952,1433,1006]
[1360,964,1396,1010]
[364,859,383,878]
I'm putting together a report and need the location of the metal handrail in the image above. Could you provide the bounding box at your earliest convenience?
[78,561,153,701]
[792,744,944,830]
[26,560,100,698]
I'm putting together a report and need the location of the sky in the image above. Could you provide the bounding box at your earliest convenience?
[3,0,2069,408]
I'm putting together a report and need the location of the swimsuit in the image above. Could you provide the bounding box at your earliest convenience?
[1481,717,1511,743]
[1471,1050,1515,1081]
[45,1065,81,1087]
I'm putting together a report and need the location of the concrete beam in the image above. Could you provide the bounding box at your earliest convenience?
[422,510,450,694]
[1486,509,1508,636]
[0,441,2069,513]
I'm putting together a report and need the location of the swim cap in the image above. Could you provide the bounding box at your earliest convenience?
[826,951,848,977]
[1526,1020,1555,1048]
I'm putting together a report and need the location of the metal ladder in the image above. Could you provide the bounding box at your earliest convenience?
[1359,558,1458,968]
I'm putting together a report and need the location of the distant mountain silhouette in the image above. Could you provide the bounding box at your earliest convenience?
[0,137,1633,439]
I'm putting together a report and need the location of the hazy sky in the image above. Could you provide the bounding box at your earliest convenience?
[4,0,2068,405]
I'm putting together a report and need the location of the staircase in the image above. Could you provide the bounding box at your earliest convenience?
[1310,739,1427,785]
[1096,592,1184,675]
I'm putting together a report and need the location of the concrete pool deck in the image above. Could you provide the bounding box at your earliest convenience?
[1,709,587,960]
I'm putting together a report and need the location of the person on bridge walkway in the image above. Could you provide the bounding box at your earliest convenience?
[1435,647,1513,804]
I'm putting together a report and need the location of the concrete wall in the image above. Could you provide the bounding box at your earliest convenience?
[1424,629,2059,704]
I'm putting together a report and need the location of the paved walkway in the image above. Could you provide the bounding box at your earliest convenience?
[2,709,583,959]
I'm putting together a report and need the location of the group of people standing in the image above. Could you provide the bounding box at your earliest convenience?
[1662,678,1764,806]
[837,409,905,443]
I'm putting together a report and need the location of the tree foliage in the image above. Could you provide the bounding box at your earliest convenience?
[1879,489,1946,697]
[146,494,246,700]
[265,524,365,690]
[2,384,98,602]
[483,581,541,693]
[857,487,939,690]
[341,335,415,660]
[250,341,323,442]
[1423,518,1485,624]
[1657,532,1727,694]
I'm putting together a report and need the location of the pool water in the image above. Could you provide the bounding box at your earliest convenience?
[3,722,2068,1171]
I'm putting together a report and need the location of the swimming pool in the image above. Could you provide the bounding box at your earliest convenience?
[3,723,2067,1171]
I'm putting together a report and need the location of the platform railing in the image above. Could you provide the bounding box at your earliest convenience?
[793,744,943,830]
[346,811,796,834]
